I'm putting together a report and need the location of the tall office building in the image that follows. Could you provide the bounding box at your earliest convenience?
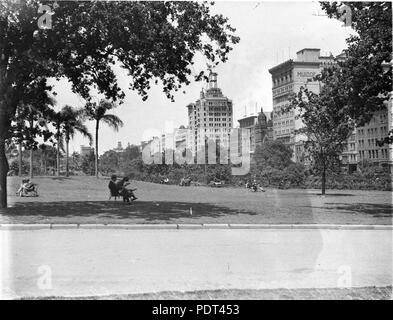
[268,48,336,162]
[187,72,233,162]
[269,48,393,171]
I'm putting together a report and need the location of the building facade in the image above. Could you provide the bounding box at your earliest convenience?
[80,145,94,157]
[269,48,393,171]
[356,101,393,169]
[238,107,273,154]
[187,72,233,162]
[268,48,336,162]
[112,141,124,153]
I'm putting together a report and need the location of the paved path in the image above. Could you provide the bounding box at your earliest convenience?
[1,228,392,299]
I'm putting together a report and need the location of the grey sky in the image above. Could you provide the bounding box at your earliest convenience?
[49,1,353,155]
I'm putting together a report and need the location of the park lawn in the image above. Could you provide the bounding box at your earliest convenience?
[0,176,392,225]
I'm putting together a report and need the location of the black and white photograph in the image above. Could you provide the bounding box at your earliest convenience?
[0,0,392,302]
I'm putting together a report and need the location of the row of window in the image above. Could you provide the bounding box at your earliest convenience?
[274,119,294,127]
[274,96,290,104]
[272,106,294,119]
[191,112,232,118]
[272,73,293,87]
[194,118,231,122]
[274,128,293,135]
[358,149,390,159]
[193,129,230,134]
[273,84,294,97]
[206,102,230,108]
[192,105,231,112]
[357,126,389,136]
[358,137,387,148]
[191,123,231,128]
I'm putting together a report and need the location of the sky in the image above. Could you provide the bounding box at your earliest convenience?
[49,0,353,155]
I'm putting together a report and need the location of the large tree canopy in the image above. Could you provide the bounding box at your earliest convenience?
[320,1,392,125]
[1,0,239,104]
[0,0,240,207]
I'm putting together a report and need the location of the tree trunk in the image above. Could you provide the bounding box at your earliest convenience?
[18,143,22,177]
[321,163,326,195]
[43,151,47,175]
[40,152,44,175]
[65,138,69,177]
[0,137,8,208]
[0,110,10,208]
[29,148,33,179]
[56,135,60,177]
[95,120,99,178]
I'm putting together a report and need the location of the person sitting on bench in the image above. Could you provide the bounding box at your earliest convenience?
[116,177,137,203]
[108,175,120,200]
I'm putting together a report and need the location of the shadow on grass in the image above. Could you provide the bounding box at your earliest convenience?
[0,200,252,222]
[308,203,393,218]
[307,193,356,197]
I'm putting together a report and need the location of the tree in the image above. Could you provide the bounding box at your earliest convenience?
[0,0,239,207]
[69,151,82,173]
[254,140,293,171]
[320,2,392,125]
[84,99,123,178]
[100,150,121,175]
[122,144,141,163]
[81,152,95,176]
[20,103,52,178]
[9,158,28,176]
[60,105,92,177]
[288,67,355,195]
[9,94,54,178]
[48,109,65,176]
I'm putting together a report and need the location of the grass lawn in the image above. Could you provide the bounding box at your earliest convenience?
[1,176,392,225]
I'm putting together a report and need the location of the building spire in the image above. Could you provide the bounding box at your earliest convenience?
[208,71,217,89]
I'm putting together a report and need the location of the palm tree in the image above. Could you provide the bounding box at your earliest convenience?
[49,110,64,177]
[84,99,123,178]
[60,105,92,177]
[23,104,47,179]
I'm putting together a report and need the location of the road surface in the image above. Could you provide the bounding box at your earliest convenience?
[1,228,392,299]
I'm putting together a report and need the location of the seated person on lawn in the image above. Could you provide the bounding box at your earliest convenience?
[116,177,137,203]
[108,175,120,200]
[16,179,38,197]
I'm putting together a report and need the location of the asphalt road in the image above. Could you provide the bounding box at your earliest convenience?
[1,228,392,299]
